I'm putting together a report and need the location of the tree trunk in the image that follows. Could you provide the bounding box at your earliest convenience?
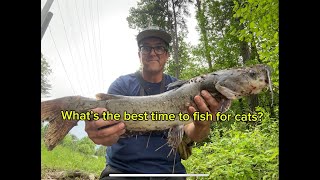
[196,0,213,72]
[171,0,180,79]
[240,40,258,112]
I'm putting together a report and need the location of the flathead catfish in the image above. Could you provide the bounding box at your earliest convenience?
[41,64,272,151]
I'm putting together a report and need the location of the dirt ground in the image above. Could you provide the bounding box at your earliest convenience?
[41,168,98,180]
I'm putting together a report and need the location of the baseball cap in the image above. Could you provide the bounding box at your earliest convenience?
[136,26,172,45]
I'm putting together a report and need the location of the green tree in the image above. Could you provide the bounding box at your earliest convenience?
[231,0,279,114]
[41,123,49,139]
[61,134,79,149]
[41,53,52,97]
[195,0,213,72]
[191,0,278,115]
[165,32,209,80]
[95,145,107,157]
[77,136,96,155]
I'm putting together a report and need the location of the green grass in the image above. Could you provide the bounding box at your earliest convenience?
[41,141,106,177]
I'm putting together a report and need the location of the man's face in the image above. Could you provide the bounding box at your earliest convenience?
[138,38,169,74]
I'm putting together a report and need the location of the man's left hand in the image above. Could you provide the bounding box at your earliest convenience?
[184,90,221,142]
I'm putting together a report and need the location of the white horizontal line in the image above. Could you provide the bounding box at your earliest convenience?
[109,174,209,177]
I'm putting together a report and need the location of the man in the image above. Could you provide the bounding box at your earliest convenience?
[85,26,221,179]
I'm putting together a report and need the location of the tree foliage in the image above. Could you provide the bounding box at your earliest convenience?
[95,146,107,157]
[41,125,102,157]
[231,0,279,87]
[41,53,52,96]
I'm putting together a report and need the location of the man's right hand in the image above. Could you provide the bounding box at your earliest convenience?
[85,107,126,146]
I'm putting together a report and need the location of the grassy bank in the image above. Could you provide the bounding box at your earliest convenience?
[41,141,105,178]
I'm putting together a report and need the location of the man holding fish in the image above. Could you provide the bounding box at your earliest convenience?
[85,26,221,179]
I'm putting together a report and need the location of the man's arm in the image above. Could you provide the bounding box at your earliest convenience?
[184,90,221,142]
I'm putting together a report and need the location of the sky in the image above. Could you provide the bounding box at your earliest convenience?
[41,0,199,139]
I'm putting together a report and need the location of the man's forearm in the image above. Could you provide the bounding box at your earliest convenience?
[184,123,210,142]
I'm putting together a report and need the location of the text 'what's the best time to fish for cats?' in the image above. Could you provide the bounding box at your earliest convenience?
[60,110,264,122]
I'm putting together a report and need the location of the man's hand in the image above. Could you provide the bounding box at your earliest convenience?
[85,107,126,146]
[184,90,221,142]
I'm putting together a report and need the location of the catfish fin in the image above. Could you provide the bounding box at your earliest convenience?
[215,83,242,100]
[166,80,188,90]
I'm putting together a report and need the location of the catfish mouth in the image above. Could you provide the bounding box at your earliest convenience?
[251,87,263,95]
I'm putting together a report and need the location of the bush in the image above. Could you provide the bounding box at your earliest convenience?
[182,107,278,179]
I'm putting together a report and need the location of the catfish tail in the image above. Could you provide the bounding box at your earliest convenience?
[41,98,65,122]
[41,96,82,151]
[41,96,106,150]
